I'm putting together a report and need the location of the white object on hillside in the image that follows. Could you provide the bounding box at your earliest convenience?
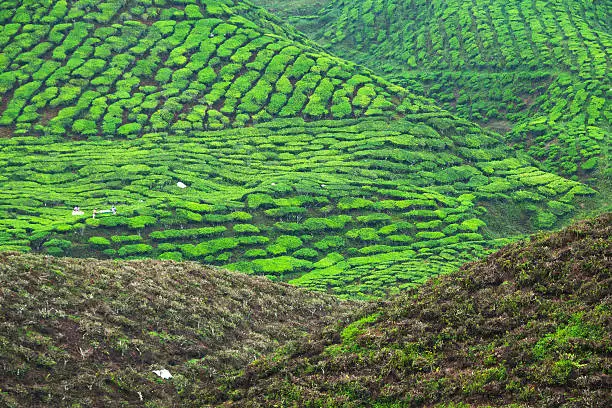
[152,369,172,379]
[177,181,187,189]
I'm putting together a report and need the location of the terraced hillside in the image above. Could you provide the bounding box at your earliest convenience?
[224,213,612,407]
[0,116,595,298]
[0,252,356,407]
[0,0,602,299]
[259,0,611,182]
[0,0,434,138]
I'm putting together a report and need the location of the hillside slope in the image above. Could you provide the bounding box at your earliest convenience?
[224,212,612,407]
[0,252,356,407]
[0,0,431,138]
[0,0,601,299]
[0,116,596,298]
[258,0,611,183]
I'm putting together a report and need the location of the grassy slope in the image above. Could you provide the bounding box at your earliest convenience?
[259,0,611,184]
[223,213,612,407]
[0,252,356,407]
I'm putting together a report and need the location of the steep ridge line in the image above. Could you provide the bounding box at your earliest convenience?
[222,212,612,407]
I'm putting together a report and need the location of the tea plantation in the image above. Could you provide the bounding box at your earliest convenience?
[0,116,595,298]
[0,0,430,138]
[0,0,605,299]
[261,0,611,182]
[0,1,609,406]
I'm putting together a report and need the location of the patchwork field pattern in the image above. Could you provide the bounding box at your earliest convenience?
[0,117,594,298]
[279,0,611,181]
[0,0,429,139]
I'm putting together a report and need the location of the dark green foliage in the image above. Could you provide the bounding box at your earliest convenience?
[111,235,142,244]
[181,237,240,259]
[150,227,228,241]
[88,236,110,247]
[117,243,152,257]
[158,251,183,261]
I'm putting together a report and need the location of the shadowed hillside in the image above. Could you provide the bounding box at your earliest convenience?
[0,252,357,407]
[1,215,608,407]
[223,213,611,407]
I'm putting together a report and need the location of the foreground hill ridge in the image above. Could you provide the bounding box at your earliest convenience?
[224,212,612,407]
[265,0,611,182]
[0,0,434,139]
[0,213,609,407]
[0,252,357,407]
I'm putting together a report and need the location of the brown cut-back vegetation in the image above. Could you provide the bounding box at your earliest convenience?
[0,253,356,407]
[223,213,611,407]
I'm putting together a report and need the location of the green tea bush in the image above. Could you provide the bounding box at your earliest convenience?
[314,236,346,250]
[244,249,267,258]
[415,231,446,240]
[247,193,276,209]
[275,235,303,250]
[337,197,374,210]
[127,216,157,229]
[43,238,72,250]
[111,235,143,244]
[459,219,486,232]
[251,256,313,276]
[157,243,178,252]
[88,236,111,247]
[233,224,260,234]
[158,251,183,261]
[293,248,319,259]
[356,213,392,225]
[118,244,153,257]
[238,236,270,245]
[149,226,227,241]
[181,237,240,258]
[346,228,380,242]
